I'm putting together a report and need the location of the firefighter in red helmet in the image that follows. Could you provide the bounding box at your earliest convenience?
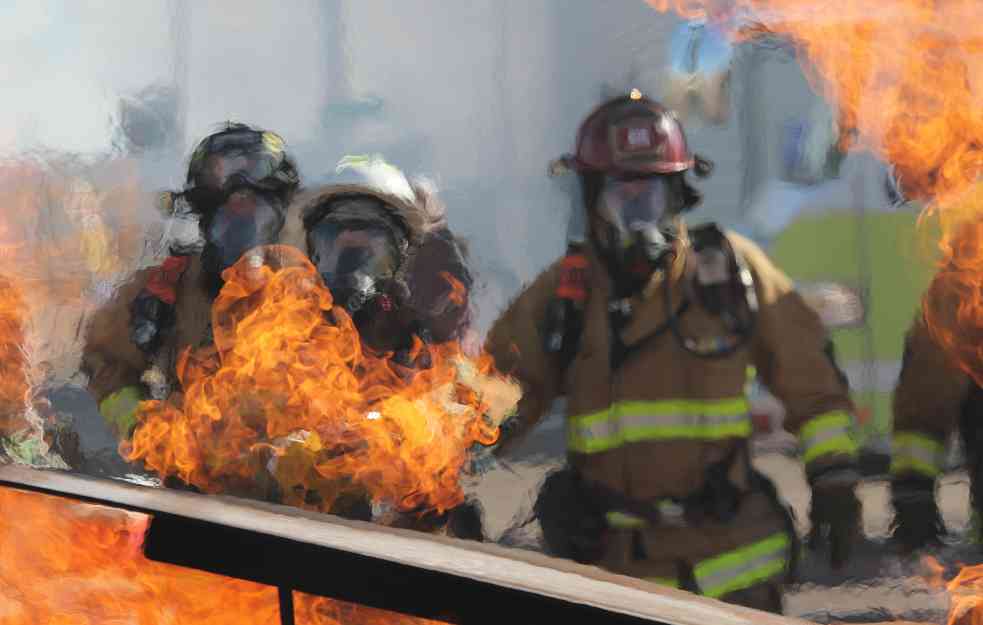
[485,91,861,612]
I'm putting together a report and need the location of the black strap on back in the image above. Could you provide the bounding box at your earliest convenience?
[549,222,757,375]
[668,223,757,359]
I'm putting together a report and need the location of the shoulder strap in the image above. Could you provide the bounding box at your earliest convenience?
[542,251,590,379]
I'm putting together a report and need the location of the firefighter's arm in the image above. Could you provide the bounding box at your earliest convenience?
[891,313,970,482]
[484,265,562,457]
[81,271,152,438]
[737,234,861,567]
[733,236,857,476]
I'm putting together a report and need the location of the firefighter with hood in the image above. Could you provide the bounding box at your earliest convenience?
[274,154,479,535]
[485,91,861,612]
[279,154,474,360]
[83,122,301,440]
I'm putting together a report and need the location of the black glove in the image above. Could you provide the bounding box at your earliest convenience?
[808,467,862,569]
[535,468,607,564]
[447,500,485,541]
[890,476,945,553]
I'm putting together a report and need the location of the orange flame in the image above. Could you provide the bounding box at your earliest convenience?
[923,557,983,625]
[922,209,983,384]
[645,0,983,205]
[440,271,467,308]
[947,565,983,625]
[124,245,518,517]
[0,486,280,624]
[294,593,449,625]
[0,486,450,624]
[0,275,29,437]
[0,156,151,401]
[646,0,983,383]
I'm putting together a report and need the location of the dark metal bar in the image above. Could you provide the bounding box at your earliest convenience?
[142,512,653,625]
[278,586,295,625]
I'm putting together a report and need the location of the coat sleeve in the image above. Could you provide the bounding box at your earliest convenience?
[81,270,151,408]
[891,312,970,481]
[730,233,858,477]
[484,264,562,457]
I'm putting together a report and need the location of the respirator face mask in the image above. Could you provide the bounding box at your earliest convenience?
[306,196,405,315]
[593,175,677,292]
[199,187,286,285]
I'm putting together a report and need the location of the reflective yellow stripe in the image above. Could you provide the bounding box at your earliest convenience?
[799,411,858,465]
[567,407,617,454]
[891,431,945,479]
[694,533,790,599]
[645,577,679,589]
[567,398,751,454]
[98,386,144,435]
[605,511,647,530]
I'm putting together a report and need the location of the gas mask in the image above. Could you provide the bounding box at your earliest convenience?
[305,196,407,318]
[197,186,287,293]
[591,175,678,295]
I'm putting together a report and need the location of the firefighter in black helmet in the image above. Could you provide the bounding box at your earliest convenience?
[84,122,301,440]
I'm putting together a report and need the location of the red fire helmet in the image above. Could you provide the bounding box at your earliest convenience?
[572,91,694,176]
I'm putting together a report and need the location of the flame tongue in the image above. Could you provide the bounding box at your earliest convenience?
[923,557,983,625]
[648,0,983,206]
[646,0,983,382]
[125,245,517,518]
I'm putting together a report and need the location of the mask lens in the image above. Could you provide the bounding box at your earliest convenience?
[307,220,398,291]
[204,189,284,271]
[197,151,277,192]
[596,176,670,232]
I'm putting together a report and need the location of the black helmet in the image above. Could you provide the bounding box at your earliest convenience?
[182,123,300,214]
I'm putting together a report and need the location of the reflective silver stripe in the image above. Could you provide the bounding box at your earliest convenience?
[799,411,857,464]
[573,412,750,441]
[574,414,618,442]
[694,533,790,599]
[619,410,749,431]
[568,399,750,453]
[891,432,945,478]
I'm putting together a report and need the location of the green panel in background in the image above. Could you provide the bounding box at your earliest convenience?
[768,208,938,440]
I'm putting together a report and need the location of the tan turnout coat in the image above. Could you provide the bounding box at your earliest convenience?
[485,230,856,598]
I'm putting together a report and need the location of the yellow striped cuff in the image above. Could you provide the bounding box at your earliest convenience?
[891,431,946,479]
[799,411,858,465]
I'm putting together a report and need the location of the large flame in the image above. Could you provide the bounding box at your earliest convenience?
[0,486,279,624]
[123,245,518,517]
[0,275,29,437]
[922,207,983,385]
[646,0,983,382]
[0,155,151,410]
[646,0,983,205]
[0,486,449,624]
